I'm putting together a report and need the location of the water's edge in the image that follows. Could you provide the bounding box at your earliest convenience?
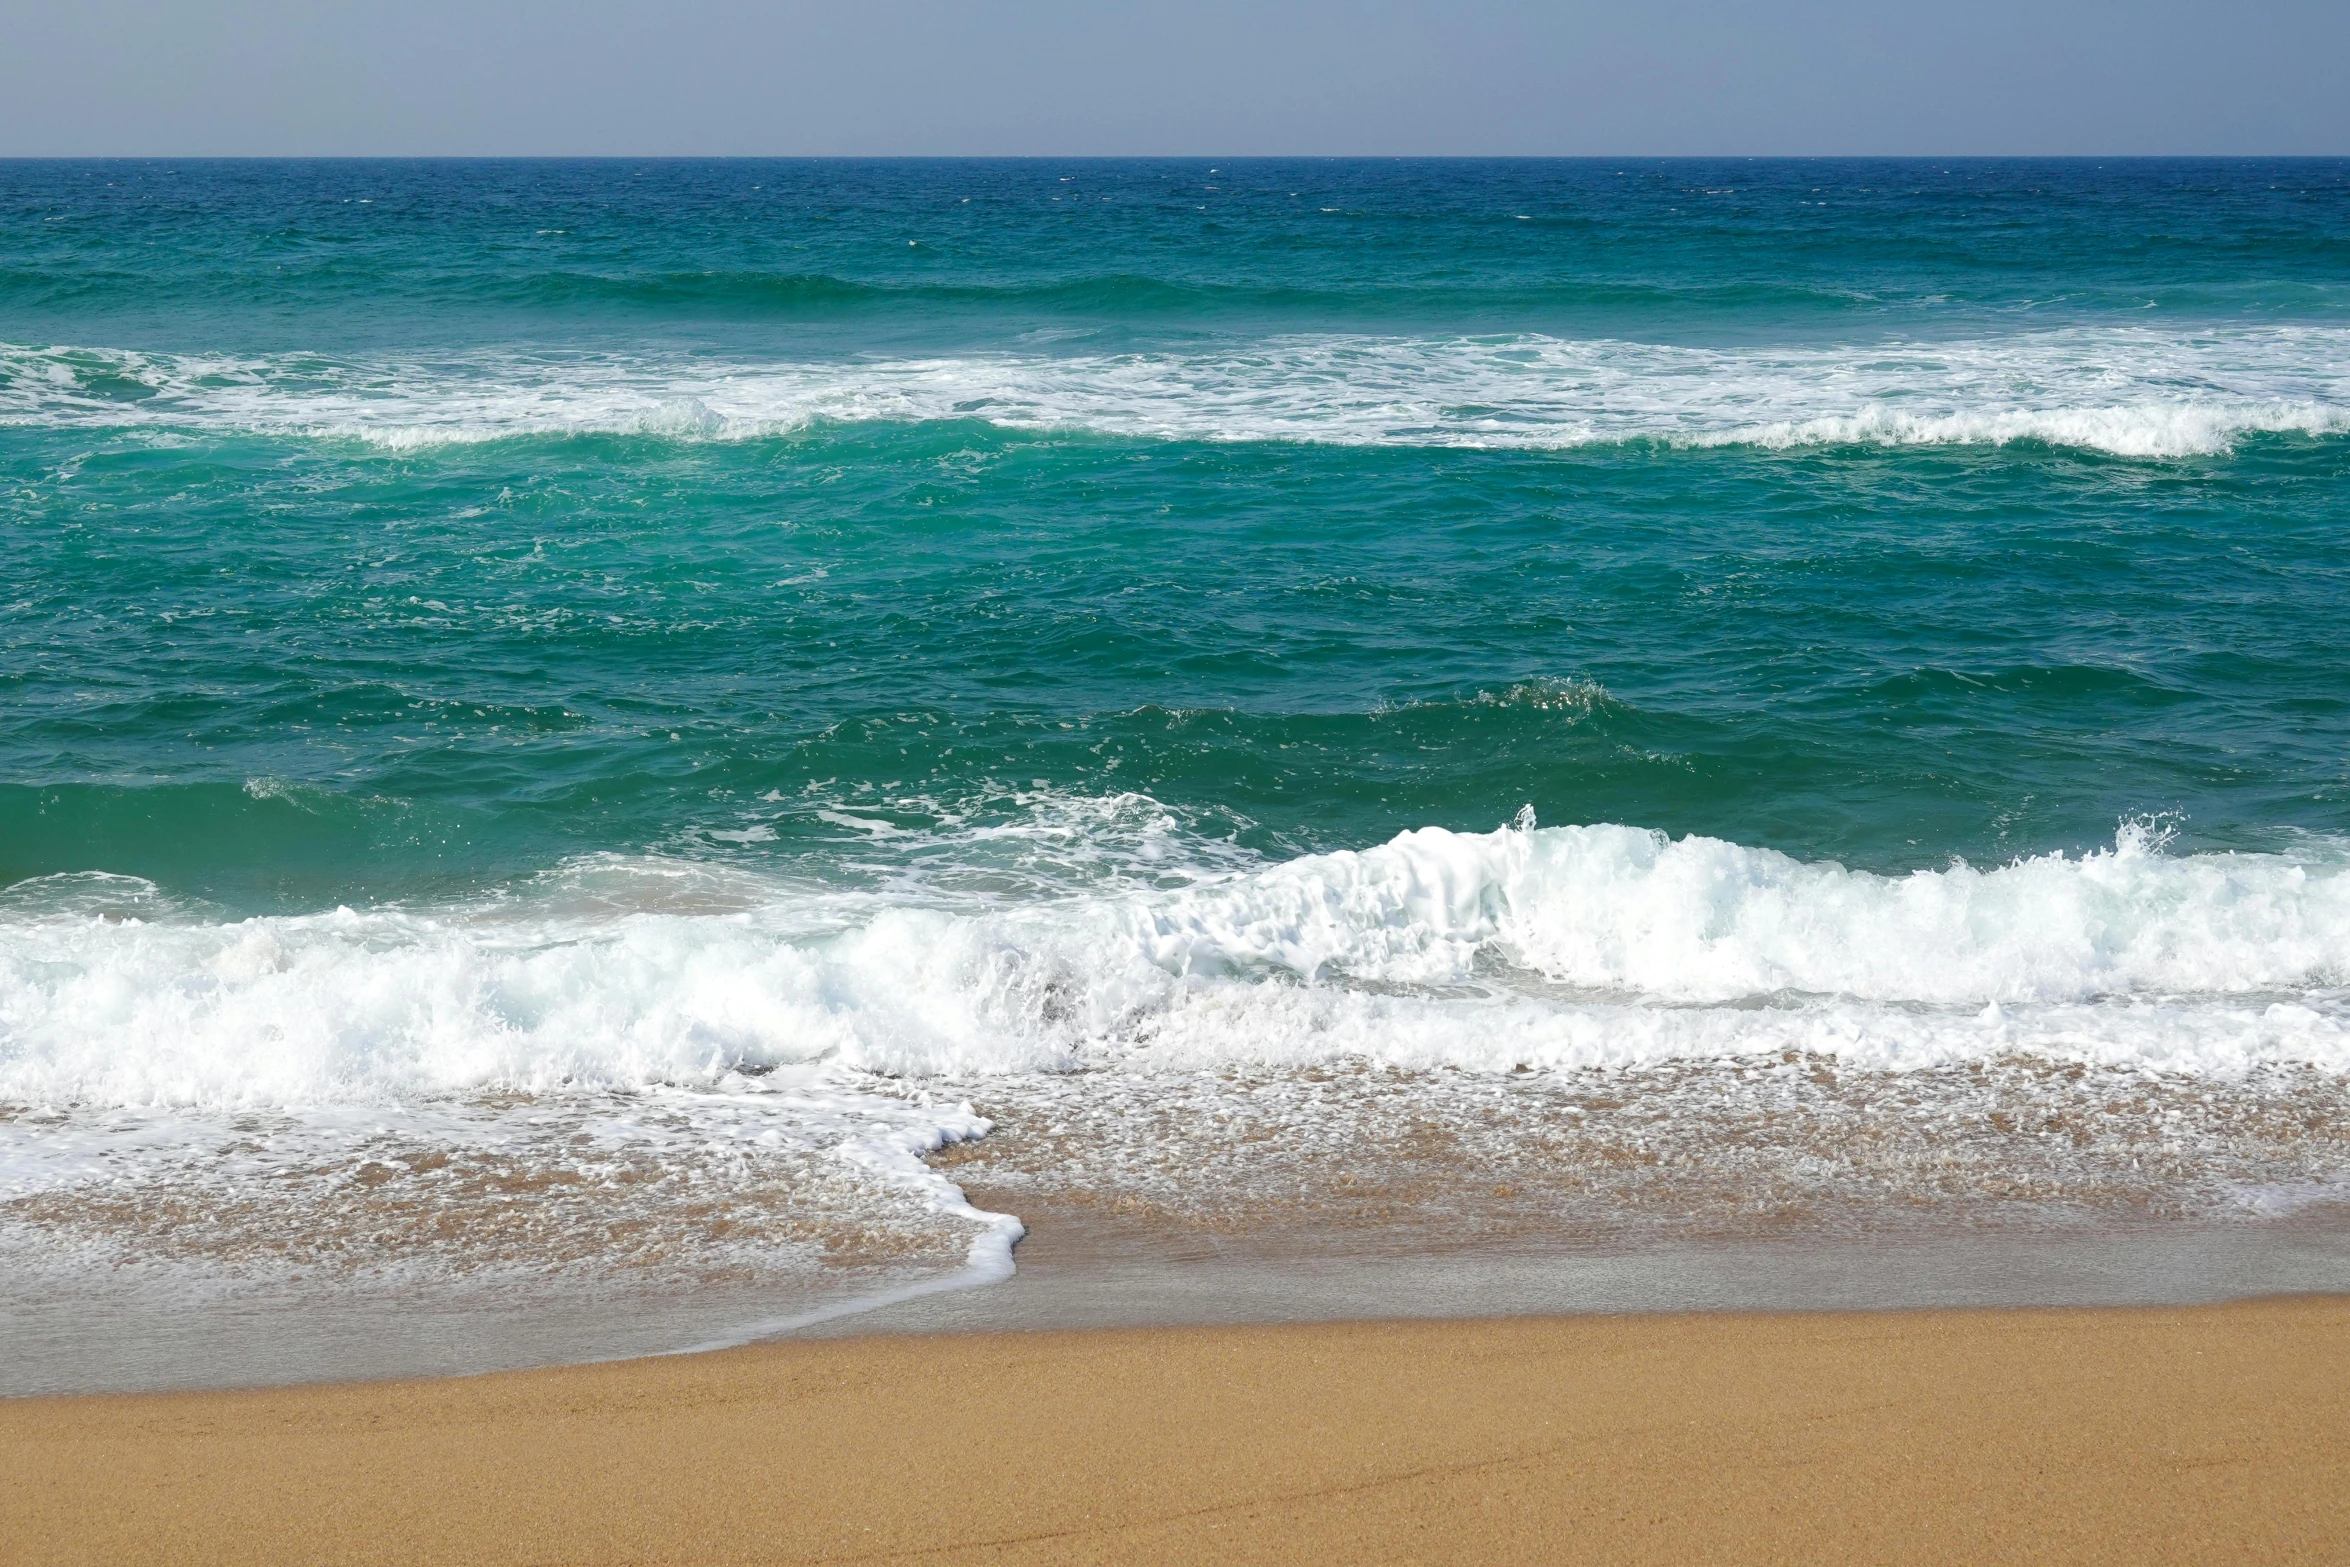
[12,1202,2350,1398]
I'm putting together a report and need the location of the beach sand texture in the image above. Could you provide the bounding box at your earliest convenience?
[6,1297,2347,1565]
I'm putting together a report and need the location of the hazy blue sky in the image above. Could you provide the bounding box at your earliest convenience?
[4,0,2345,156]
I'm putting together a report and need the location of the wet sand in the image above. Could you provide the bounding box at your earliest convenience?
[6,1297,2348,1565]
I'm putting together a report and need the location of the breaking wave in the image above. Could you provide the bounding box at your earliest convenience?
[5,326,2346,457]
[5,817,2347,1115]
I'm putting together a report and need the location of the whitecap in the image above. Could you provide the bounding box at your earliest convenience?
[4,326,2345,457]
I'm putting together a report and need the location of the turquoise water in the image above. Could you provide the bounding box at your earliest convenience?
[7,159,2348,907]
[5,161,2350,1384]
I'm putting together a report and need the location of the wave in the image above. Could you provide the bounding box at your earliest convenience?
[0,261,1925,322]
[4,818,2347,1115]
[5,326,2346,457]
[508,269,1296,316]
[6,812,2343,1335]
[490,269,1893,321]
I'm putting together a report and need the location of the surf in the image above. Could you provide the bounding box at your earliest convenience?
[5,820,2346,1115]
[6,325,2346,457]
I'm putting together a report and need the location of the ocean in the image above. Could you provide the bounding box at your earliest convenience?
[5,158,2349,1391]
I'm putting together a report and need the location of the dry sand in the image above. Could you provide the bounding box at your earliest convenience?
[5,1297,2347,1565]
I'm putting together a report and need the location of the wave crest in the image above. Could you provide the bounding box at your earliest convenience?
[4,820,2347,1112]
[5,327,2345,457]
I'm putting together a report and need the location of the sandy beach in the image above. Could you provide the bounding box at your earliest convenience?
[6,1296,2347,1565]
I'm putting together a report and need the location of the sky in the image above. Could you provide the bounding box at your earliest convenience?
[2,0,2345,157]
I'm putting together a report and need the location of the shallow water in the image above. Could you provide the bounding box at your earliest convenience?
[4,158,2349,1391]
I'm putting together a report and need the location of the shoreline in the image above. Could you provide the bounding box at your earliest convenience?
[12,1202,2350,1398]
[8,1296,2348,1565]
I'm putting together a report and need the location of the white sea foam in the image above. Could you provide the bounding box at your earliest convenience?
[4,327,2346,456]
[5,821,2348,1118]
[6,813,2348,1358]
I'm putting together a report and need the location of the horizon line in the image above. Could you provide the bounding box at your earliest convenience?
[5,151,2347,163]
